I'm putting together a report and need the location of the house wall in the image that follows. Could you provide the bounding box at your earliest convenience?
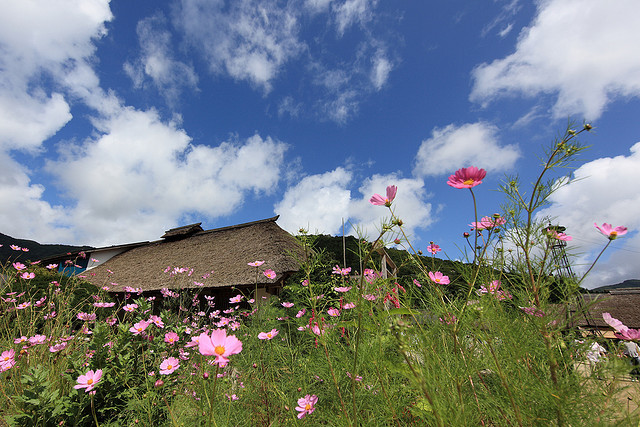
[86,248,127,271]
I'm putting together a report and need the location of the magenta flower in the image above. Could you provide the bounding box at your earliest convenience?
[229,294,243,304]
[0,349,16,372]
[369,185,397,207]
[198,329,243,367]
[77,312,97,322]
[428,271,450,285]
[296,309,306,318]
[547,228,572,241]
[295,394,318,419]
[74,369,103,392]
[123,304,138,312]
[595,223,628,240]
[334,286,352,293]
[519,306,545,317]
[332,265,351,276]
[258,328,279,340]
[264,269,276,279]
[159,357,180,375]
[12,262,26,271]
[426,244,441,255]
[447,167,487,189]
[164,332,179,345]
[343,302,356,309]
[149,315,164,328]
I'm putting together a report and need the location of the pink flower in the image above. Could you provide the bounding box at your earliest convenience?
[295,394,318,419]
[10,245,21,250]
[471,216,507,230]
[123,304,138,312]
[264,269,276,279]
[519,306,545,317]
[20,272,35,280]
[281,302,294,308]
[129,320,150,335]
[164,332,179,345]
[198,329,243,367]
[93,302,116,308]
[16,302,31,310]
[426,244,441,255]
[595,223,628,240]
[413,279,422,287]
[49,342,67,353]
[46,264,58,270]
[343,302,356,309]
[149,315,164,328]
[258,329,279,340]
[74,369,103,392]
[547,228,572,241]
[332,265,351,276]
[28,335,47,345]
[447,167,487,189]
[248,261,265,267]
[296,309,306,318]
[229,295,243,304]
[603,312,628,333]
[12,262,26,271]
[370,185,397,207]
[604,313,640,340]
[428,271,450,285]
[363,294,377,301]
[159,357,180,375]
[185,335,200,348]
[77,312,97,322]
[327,307,340,317]
[334,286,352,293]
[0,349,16,372]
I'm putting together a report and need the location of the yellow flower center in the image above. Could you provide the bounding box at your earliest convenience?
[87,379,93,385]
[2,356,8,361]
[610,231,618,237]
[215,345,226,356]
[305,404,311,410]
[267,333,272,338]
[167,364,173,370]
[463,179,475,185]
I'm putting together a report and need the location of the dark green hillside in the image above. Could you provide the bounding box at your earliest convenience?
[0,232,91,265]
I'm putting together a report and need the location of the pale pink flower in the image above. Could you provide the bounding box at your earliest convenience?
[74,369,103,392]
[198,329,243,366]
[164,332,179,345]
[547,228,572,241]
[159,357,180,375]
[327,307,340,317]
[49,342,67,353]
[248,261,265,267]
[0,349,16,372]
[12,262,26,271]
[363,294,377,301]
[604,313,640,340]
[295,394,318,419]
[332,265,351,276]
[149,315,164,328]
[28,335,47,345]
[428,271,450,285]
[185,335,201,348]
[447,167,486,189]
[14,336,27,344]
[343,302,356,309]
[413,279,422,288]
[16,302,31,310]
[20,272,35,280]
[123,304,138,312]
[10,245,21,250]
[77,312,96,322]
[258,329,279,340]
[370,185,397,207]
[93,302,116,308]
[595,223,628,240]
[334,286,352,293]
[264,269,276,279]
[229,295,243,304]
[296,309,306,318]
[130,320,150,335]
[603,312,628,333]
[46,263,58,270]
[281,302,294,308]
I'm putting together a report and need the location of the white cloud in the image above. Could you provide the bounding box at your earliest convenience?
[176,0,303,92]
[371,53,392,90]
[275,168,352,235]
[333,0,376,36]
[471,0,640,119]
[46,107,287,246]
[535,142,640,288]
[413,122,520,177]
[349,174,433,242]
[124,13,198,104]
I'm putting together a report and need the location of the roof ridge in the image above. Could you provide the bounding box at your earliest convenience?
[197,215,281,235]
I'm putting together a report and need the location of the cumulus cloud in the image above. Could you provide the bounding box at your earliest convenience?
[535,142,640,288]
[275,168,352,235]
[124,13,198,104]
[176,0,303,92]
[413,122,520,177]
[370,52,392,90]
[471,0,640,119]
[46,107,287,246]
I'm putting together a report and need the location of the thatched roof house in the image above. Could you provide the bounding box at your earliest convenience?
[76,216,305,300]
[569,289,640,338]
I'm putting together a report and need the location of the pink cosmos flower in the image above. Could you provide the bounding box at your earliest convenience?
[149,315,164,328]
[428,271,450,285]
[519,306,545,317]
[343,302,356,309]
[478,280,513,301]
[229,295,243,304]
[602,312,628,332]
[281,302,294,308]
[604,313,640,340]
[264,269,276,279]
[49,342,67,353]
[332,265,351,276]
[426,244,441,254]
[12,262,26,271]
[28,335,47,345]
[20,272,35,280]
[185,335,200,348]
[74,369,103,392]
[595,223,628,240]
[129,320,150,335]
[159,357,180,375]
[296,309,306,318]
[248,261,265,267]
[547,228,572,241]
[471,216,507,230]
[198,329,243,367]
[363,294,377,301]
[258,329,279,340]
[370,185,397,207]
[10,245,21,250]
[447,167,487,189]
[295,394,318,419]
[16,302,31,310]
[334,286,352,293]
[0,349,16,372]
[413,279,422,288]
[327,307,340,317]
[164,332,179,345]
[123,304,138,312]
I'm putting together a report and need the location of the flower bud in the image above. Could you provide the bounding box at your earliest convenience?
[463,232,470,238]
[203,372,209,379]
[154,379,164,388]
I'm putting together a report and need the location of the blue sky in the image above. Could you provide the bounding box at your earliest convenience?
[1,0,639,288]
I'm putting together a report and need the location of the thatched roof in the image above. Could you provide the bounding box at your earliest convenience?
[81,216,305,293]
[570,290,640,331]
